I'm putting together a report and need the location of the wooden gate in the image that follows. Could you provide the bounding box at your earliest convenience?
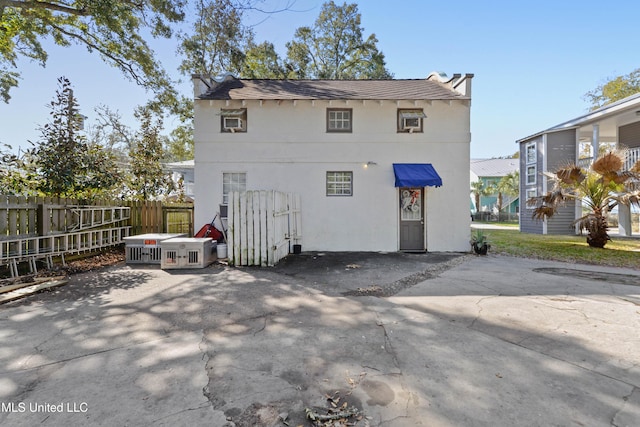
[227,191,301,266]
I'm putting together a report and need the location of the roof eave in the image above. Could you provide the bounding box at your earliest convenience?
[516,92,640,144]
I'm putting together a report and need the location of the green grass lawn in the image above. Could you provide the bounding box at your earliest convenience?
[472,227,640,270]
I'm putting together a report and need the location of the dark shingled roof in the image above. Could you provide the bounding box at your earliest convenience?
[199,78,467,101]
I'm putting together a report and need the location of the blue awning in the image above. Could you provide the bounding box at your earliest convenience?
[393,163,442,187]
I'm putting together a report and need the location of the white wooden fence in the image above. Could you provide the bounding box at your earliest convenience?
[227,191,301,266]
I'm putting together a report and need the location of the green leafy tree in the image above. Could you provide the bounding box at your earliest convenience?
[127,107,173,200]
[173,0,257,162]
[584,68,640,110]
[162,97,194,162]
[0,0,186,104]
[285,1,392,79]
[0,143,33,195]
[26,77,121,199]
[177,0,252,77]
[471,180,494,215]
[75,141,122,201]
[165,125,194,162]
[241,41,286,78]
[31,76,86,197]
[528,151,640,248]
[495,171,519,213]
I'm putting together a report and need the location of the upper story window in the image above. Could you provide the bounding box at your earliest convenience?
[525,142,537,164]
[221,109,247,133]
[326,171,353,196]
[397,109,426,133]
[327,108,352,132]
[526,165,537,185]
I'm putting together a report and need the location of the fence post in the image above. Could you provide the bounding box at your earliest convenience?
[259,191,267,267]
[246,191,254,266]
[252,191,261,266]
[239,192,248,266]
[266,190,275,266]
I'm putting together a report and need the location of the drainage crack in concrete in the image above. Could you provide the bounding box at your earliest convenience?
[483,330,640,390]
[253,314,268,336]
[150,402,211,423]
[611,386,639,427]
[0,334,174,374]
[379,415,412,427]
[373,312,420,425]
[470,295,499,329]
[375,314,400,370]
[534,299,592,321]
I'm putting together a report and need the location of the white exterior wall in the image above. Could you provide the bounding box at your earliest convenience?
[194,98,471,252]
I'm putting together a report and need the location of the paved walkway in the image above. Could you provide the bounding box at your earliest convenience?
[0,253,639,426]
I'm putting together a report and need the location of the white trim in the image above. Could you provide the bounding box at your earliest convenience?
[516,92,640,143]
[326,171,353,196]
[223,117,243,131]
[525,141,537,164]
[400,111,426,120]
[541,134,548,235]
[526,165,537,185]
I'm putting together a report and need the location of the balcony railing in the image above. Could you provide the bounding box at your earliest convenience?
[577,147,640,171]
[626,147,640,171]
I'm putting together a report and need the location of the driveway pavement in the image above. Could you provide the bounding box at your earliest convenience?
[0,252,639,426]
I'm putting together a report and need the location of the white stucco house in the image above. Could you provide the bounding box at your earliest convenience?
[165,159,195,200]
[192,72,473,252]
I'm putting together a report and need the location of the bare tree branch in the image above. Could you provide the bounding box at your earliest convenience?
[47,22,146,85]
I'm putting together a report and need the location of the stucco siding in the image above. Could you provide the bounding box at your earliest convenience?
[194,98,471,252]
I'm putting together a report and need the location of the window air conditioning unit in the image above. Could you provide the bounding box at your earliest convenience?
[402,117,421,131]
[223,117,243,131]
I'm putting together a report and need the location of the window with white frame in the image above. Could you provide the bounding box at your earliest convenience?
[526,188,537,209]
[526,165,536,185]
[397,109,426,133]
[326,171,353,196]
[222,172,246,204]
[525,142,537,164]
[220,109,247,133]
[327,109,352,132]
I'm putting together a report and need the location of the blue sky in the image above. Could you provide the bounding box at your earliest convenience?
[0,0,638,159]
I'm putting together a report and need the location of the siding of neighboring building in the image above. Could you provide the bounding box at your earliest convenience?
[519,129,577,235]
[545,129,577,235]
[519,137,542,234]
[517,92,640,237]
[619,121,640,149]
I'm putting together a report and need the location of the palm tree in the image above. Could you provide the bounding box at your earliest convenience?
[496,171,519,216]
[527,150,640,248]
[471,180,494,219]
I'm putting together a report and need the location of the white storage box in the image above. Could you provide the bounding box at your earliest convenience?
[124,233,187,264]
[160,237,217,269]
